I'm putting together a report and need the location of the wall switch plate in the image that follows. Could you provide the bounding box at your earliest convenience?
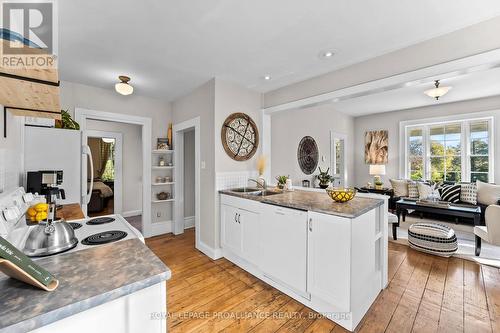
[201,161,206,169]
[156,212,161,218]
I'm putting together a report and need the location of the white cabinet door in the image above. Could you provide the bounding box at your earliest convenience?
[240,209,260,266]
[307,211,351,311]
[221,204,242,255]
[261,205,308,297]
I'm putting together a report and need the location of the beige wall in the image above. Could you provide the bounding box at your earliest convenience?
[214,79,263,172]
[353,96,500,187]
[60,80,171,222]
[271,104,355,187]
[264,16,500,108]
[184,130,195,217]
[86,120,143,215]
[172,79,216,248]
[60,81,172,148]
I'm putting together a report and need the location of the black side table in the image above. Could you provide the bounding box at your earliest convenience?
[357,187,394,197]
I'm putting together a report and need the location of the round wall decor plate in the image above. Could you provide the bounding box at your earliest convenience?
[297,136,319,175]
[221,113,259,161]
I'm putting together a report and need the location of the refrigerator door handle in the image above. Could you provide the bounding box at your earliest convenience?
[83,145,94,204]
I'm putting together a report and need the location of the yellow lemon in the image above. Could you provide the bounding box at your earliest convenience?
[35,212,48,221]
[27,207,37,217]
[34,203,49,212]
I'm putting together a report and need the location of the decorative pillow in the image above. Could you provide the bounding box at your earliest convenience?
[439,184,461,203]
[417,182,433,200]
[390,179,408,197]
[477,180,500,206]
[460,183,477,205]
[407,181,419,199]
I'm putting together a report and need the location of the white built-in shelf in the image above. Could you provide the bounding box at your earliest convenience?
[152,149,174,154]
[152,166,174,170]
[152,199,175,203]
[152,182,175,186]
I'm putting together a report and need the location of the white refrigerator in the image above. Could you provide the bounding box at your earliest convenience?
[24,127,94,215]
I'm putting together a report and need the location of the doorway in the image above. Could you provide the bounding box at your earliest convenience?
[173,117,201,250]
[86,130,123,218]
[331,131,347,187]
[75,108,153,237]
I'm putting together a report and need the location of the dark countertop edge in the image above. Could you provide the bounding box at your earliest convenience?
[1,271,171,333]
[219,190,384,218]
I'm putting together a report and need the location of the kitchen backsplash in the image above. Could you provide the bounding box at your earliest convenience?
[216,171,259,191]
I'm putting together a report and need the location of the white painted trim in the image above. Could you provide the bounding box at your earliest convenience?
[85,130,123,215]
[399,110,497,182]
[263,48,500,114]
[74,108,153,237]
[184,216,195,229]
[122,210,142,218]
[151,220,172,236]
[173,117,201,251]
[198,241,223,260]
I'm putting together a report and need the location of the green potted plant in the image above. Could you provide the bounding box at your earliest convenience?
[275,175,289,190]
[317,167,333,189]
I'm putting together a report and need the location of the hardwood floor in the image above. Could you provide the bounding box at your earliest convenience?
[146,229,500,332]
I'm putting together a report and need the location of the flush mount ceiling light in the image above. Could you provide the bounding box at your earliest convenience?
[424,80,452,100]
[115,75,134,95]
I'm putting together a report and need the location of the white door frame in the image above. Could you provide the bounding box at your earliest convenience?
[173,117,200,249]
[74,108,153,237]
[85,130,123,215]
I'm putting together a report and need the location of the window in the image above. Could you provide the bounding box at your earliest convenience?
[405,117,493,183]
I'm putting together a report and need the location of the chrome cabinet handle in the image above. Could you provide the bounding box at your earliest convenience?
[309,218,313,232]
[234,213,237,223]
[237,213,241,224]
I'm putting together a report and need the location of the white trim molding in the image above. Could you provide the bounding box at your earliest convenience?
[173,117,201,251]
[198,241,223,260]
[122,210,142,218]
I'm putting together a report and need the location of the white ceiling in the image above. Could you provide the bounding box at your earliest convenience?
[58,0,500,101]
[333,67,500,116]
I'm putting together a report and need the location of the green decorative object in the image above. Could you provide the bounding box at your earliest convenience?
[57,110,80,130]
[317,167,333,189]
[275,175,289,189]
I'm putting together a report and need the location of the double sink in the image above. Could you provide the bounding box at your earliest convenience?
[229,187,282,197]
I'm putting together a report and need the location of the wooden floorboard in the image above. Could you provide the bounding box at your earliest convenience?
[145,229,500,333]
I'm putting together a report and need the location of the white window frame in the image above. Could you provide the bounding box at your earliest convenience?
[400,113,495,183]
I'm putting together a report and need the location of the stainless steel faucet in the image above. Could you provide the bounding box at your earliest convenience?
[248,178,266,190]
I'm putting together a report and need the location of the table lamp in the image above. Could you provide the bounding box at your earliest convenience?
[369,165,386,189]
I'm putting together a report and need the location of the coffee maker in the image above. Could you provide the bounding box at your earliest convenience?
[26,171,66,222]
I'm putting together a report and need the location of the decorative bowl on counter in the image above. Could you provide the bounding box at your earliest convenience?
[326,187,356,203]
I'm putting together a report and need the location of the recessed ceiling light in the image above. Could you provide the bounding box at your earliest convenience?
[319,51,335,59]
[263,75,271,81]
[115,75,134,95]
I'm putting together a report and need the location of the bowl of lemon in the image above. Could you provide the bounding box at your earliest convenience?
[27,203,49,223]
[326,187,357,203]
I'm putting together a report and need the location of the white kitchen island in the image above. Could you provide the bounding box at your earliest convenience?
[219,189,388,331]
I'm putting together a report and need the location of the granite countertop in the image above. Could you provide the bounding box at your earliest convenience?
[219,189,384,218]
[0,239,171,333]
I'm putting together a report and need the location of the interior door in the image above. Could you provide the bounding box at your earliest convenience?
[81,131,93,217]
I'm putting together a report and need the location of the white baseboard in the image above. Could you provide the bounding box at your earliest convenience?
[122,210,142,218]
[197,241,222,260]
[184,216,195,229]
[150,220,172,236]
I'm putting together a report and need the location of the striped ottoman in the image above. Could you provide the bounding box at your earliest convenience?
[408,223,458,257]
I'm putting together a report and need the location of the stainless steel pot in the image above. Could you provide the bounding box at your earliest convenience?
[23,219,78,257]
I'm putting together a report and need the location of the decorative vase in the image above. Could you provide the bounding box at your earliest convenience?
[319,183,329,189]
[375,184,383,190]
